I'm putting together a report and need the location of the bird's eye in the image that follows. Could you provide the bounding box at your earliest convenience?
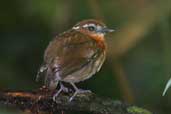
[88,26,96,31]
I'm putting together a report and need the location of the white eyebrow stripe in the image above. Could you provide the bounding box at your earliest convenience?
[83,23,95,28]
[83,24,89,28]
[72,26,80,30]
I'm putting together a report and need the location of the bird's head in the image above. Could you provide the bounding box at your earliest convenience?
[72,19,114,39]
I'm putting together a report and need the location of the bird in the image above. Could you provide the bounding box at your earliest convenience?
[36,19,114,101]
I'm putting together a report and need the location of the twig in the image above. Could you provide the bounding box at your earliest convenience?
[0,89,152,114]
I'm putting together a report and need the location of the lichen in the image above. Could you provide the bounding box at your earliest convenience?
[127,106,152,114]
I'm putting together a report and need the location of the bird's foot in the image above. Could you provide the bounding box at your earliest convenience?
[69,89,91,101]
[53,83,68,101]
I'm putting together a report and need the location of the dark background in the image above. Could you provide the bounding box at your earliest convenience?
[0,0,171,114]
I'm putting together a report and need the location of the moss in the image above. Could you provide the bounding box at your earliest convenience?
[127,106,152,114]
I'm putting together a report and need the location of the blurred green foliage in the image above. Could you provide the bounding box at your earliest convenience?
[0,0,171,114]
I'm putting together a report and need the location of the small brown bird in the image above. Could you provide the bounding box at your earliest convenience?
[37,19,114,101]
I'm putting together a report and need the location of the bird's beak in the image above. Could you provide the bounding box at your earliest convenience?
[101,27,115,33]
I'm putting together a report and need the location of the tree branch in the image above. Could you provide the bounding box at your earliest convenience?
[0,89,152,114]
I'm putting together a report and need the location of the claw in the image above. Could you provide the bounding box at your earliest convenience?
[53,82,91,102]
[53,82,69,101]
[69,83,91,101]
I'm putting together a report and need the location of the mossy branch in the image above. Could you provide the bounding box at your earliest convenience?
[0,89,152,114]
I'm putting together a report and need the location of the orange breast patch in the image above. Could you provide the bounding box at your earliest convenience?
[90,34,106,50]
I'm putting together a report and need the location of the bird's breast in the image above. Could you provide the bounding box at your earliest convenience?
[89,34,106,50]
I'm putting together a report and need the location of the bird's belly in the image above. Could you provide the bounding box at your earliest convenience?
[62,52,106,83]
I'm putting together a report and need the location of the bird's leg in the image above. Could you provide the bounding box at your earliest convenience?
[53,82,68,101]
[69,82,91,101]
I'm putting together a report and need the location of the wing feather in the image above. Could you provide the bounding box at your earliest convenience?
[44,30,102,80]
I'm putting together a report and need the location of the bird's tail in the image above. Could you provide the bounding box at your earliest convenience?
[36,64,59,90]
[36,64,48,82]
[44,68,59,90]
[163,77,171,96]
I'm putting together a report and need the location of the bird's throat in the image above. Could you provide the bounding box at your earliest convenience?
[90,34,106,50]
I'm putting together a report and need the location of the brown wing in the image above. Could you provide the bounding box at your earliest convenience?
[44,30,102,80]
